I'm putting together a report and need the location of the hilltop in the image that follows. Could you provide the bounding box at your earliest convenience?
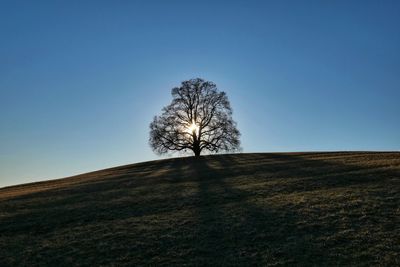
[1,152,399,266]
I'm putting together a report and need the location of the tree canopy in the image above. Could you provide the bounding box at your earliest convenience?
[149,78,241,157]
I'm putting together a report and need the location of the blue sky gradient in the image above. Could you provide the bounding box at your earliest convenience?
[1,0,399,187]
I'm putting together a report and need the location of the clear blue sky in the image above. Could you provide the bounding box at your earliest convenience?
[1,0,399,187]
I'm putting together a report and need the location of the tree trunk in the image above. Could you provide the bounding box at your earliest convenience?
[193,142,201,157]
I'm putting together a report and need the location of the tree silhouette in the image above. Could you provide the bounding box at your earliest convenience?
[149,78,241,157]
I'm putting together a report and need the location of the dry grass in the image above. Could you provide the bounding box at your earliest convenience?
[0,152,399,266]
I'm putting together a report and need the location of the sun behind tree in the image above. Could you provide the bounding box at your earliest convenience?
[149,78,241,157]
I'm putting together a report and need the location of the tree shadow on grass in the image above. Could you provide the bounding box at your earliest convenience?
[187,153,399,265]
[189,156,329,266]
[0,152,399,266]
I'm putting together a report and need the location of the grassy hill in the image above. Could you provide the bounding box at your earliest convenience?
[1,152,399,266]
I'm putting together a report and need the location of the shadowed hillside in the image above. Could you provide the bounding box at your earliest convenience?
[1,152,399,266]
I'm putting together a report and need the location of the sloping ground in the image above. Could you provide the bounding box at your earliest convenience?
[0,152,399,266]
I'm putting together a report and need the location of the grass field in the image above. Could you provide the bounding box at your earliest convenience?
[0,152,399,266]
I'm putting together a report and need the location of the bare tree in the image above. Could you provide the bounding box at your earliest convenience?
[149,78,241,157]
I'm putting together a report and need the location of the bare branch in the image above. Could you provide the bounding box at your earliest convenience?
[149,78,241,157]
